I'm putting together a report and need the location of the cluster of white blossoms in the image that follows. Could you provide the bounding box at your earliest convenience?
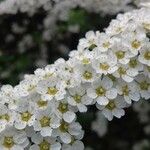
[0,6,150,149]
[0,0,133,15]
[0,0,134,42]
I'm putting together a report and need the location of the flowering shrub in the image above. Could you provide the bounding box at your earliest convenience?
[0,6,150,150]
[0,0,136,84]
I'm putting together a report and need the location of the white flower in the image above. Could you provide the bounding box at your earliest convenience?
[113,64,137,82]
[79,31,99,51]
[30,94,49,110]
[138,44,150,66]
[33,109,60,137]
[54,59,80,88]
[71,50,94,65]
[0,85,14,104]
[117,79,140,104]
[122,28,147,56]
[14,101,36,130]
[57,121,83,144]
[0,104,16,132]
[0,85,18,110]
[68,85,93,112]
[34,64,56,80]
[96,32,113,52]
[135,74,150,99]
[96,96,127,121]
[92,52,118,75]
[127,57,143,73]
[36,76,66,101]
[87,77,117,106]
[76,64,98,83]
[111,41,133,64]
[14,75,40,97]
[30,132,61,150]
[0,127,29,150]
[54,99,76,123]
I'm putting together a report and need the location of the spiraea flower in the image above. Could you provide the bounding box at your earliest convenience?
[14,100,36,130]
[30,132,61,150]
[87,77,118,106]
[0,127,29,150]
[0,6,150,149]
[36,76,66,101]
[138,44,150,66]
[55,99,76,123]
[0,105,16,132]
[117,79,140,104]
[56,120,84,144]
[68,85,93,112]
[96,96,127,121]
[33,109,60,137]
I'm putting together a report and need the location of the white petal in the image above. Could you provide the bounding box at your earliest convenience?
[51,142,61,150]
[101,77,113,89]
[68,123,81,136]
[81,95,93,105]
[77,103,87,112]
[60,132,71,144]
[106,88,118,99]
[112,108,125,118]
[96,97,109,106]
[14,121,26,130]
[29,145,39,150]
[129,92,140,102]
[102,109,113,121]
[63,111,76,123]
[87,88,97,99]
[122,75,133,83]
[41,127,52,137]
[67,97,76,106]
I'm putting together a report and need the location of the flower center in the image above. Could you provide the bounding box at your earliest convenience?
[144,51,150,60]
[140,81,149,90]
[28,85,36,92]
[115,51,125,59]
[0,114,10,121]
[59,121,69,133]
[147,66,150,72]
[3,137,14,148]
[118,67,126,75]
[82,58,90,64]
[39,140,50,150]
[122,85,129,96]
[106,101,116,110]
[73,94,82,103]
[129,59,137,68]
[96,86,106,96]
[40,116,50,127]
[47,87,58,95]
[131,40,141,49]
[21,111,32,122]
[37,100,48,108]
[100,63,110,70]
[103,41,110,48]
[83,71,92,80]
[143,23,150,31]
[58,103,68,113]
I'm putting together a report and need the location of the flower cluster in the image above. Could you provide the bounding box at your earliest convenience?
[0,7,150,149]
[0,0,133,15]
